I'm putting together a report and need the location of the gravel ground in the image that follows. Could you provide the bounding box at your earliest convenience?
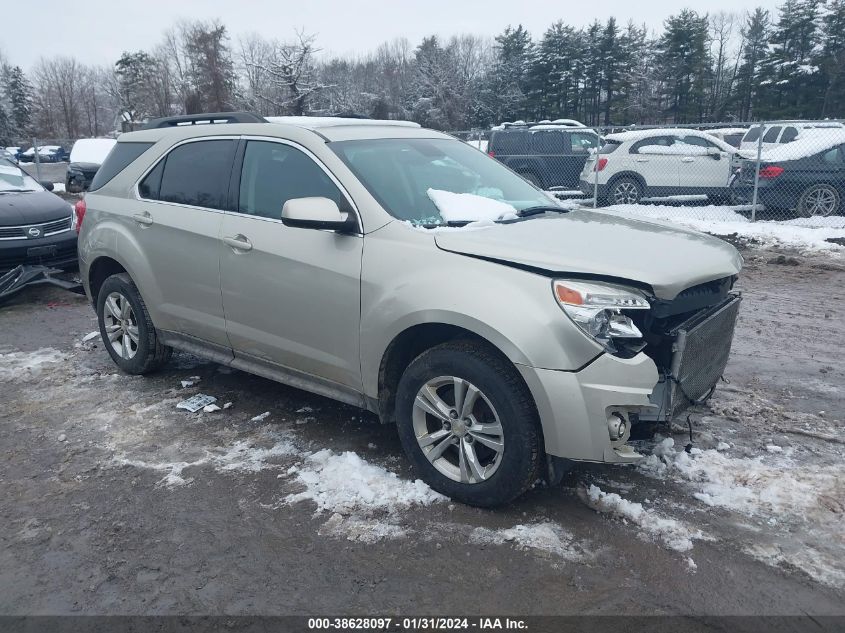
[0,245,843,616]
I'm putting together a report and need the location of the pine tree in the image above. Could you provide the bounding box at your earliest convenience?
[657,10,711,123]
[820,0,845,117]
[733,8,771,120]
[491,25,533,122]
[6,66,33,138]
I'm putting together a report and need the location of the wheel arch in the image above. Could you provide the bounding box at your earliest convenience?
[87,256,128,306]
[375,322,530,425]
[606,170,647,193]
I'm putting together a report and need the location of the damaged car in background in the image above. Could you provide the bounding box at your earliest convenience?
[76,113,742,507]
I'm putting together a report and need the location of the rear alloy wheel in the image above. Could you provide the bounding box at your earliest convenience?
[797,184,840,218]
[610,177,642,205]
[395,341,542,507]
[97,273,172,374]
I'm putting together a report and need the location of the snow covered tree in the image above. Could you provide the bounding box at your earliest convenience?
[820,0,845,117]
[733,8,771,120]
[4,65,33,138]
[656,10,711,123]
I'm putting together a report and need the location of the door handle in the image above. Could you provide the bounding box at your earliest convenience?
[223,234,253,252]
[635,158,649,162]
[132,212,153,226]
[681,157,695,163]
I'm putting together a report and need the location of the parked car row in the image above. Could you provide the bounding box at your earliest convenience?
[18,145,70,163]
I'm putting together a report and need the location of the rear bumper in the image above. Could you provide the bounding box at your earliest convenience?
[0,230,78,274]
[733,181,800,211]
[579,179,607,198]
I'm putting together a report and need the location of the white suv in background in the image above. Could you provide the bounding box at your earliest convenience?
[579,128,743,205]
[739,121,845,154]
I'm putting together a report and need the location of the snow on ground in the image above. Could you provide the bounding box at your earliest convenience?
[599,204,845,253]
[470,522,590,561]
[284,449,445,515]
[580,484,709,552]
[638,436,845,587]
[0,348,66,381]
[50,182,66,193]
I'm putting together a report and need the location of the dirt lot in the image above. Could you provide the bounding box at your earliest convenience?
[1,245,843,617]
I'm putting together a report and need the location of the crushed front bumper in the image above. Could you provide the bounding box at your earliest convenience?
[519,294,742,464]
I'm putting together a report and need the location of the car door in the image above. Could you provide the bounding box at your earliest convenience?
[675,134,732,192]
[219,137,364,396]
[134,138,237,349]
[628,136,680,191]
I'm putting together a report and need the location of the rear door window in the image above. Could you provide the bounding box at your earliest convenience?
[630,136,674,154]
[89,142,153,191]
[780,127,799,143]
[762,126,782,143]
[148,140,237,210]
[530,130,567,155]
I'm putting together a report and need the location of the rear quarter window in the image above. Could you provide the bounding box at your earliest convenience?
[88,142,153,191]
[490,131,529,155]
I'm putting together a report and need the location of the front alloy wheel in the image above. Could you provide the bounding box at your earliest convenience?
[413,376,505,484]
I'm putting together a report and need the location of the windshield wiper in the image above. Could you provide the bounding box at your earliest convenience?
[516,205,570,217]
[0,189,36,194]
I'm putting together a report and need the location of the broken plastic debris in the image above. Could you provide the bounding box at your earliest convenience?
[177,394,217,413]
[251,411,270,422]
[203,404,221,413]
[82,331,100,342]
[223,402,233,409]
[180,380,194,388]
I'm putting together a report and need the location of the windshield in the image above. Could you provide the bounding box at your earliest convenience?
[0,161,41,193]
[330,138,555,225]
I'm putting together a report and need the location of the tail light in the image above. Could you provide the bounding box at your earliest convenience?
[487,150,495,157]
[74,198,86,234]
[595,157,608,172]
[758,165,784,179]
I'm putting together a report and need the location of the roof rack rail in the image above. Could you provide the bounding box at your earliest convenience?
[140,111,266,130]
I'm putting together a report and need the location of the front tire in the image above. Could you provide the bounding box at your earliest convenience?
[96,273,172,374]
[797,184,840,218]
[395,341,542,507]
[609,177,642,205]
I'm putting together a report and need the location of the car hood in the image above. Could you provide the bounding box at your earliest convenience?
[68,161,101,171]
[433,210,742,299]
[0,190,72,226]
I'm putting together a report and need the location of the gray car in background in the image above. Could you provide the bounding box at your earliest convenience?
[76,113,742,507]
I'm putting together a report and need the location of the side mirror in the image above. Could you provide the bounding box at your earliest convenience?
[708,148,722,160]
[281,197,356,232]
[40,180,54,191]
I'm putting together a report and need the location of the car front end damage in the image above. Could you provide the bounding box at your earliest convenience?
[519,275,741,465]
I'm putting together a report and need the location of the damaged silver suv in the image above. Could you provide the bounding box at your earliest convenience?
[77,112,742,507]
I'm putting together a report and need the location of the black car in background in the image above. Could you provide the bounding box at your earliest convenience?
[734,135,845,217]
[487,123,598,190]
[0,158,77,273]
[65,139,117,193]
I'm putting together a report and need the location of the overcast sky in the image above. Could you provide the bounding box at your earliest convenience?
[4,0,770,70]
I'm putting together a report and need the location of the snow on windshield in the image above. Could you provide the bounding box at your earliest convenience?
[0,163,39,192]
[762,129,845,162]
[427,188,518,223]
[70,138,116,164]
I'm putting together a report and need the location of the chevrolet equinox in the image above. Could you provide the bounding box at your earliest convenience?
[77,112,742,507]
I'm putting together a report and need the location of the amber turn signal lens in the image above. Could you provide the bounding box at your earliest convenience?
[554,283,584,306]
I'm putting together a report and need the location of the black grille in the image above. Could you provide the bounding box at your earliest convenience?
[0,226,25,239]
[651,276,734,318]
[43,217,72,234]
[668,295,742,415]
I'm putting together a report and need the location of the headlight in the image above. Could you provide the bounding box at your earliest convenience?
[552,280,649,353]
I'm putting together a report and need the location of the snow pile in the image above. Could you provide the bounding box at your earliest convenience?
[581,484,708,552]
[639,438,842,520]
[69,138,116,164]
[0,348,66,381]
[470,523,589,561]
[427,188,517,223]
[284,449,445,514]
[603,205,845,252]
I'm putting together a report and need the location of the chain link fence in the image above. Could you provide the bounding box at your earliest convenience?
[451,120,845,223]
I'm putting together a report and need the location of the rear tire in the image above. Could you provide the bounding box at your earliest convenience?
[395,341,542,507]
[96,273,172,375]
[608,177,642,205]
[797,184,840,218]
